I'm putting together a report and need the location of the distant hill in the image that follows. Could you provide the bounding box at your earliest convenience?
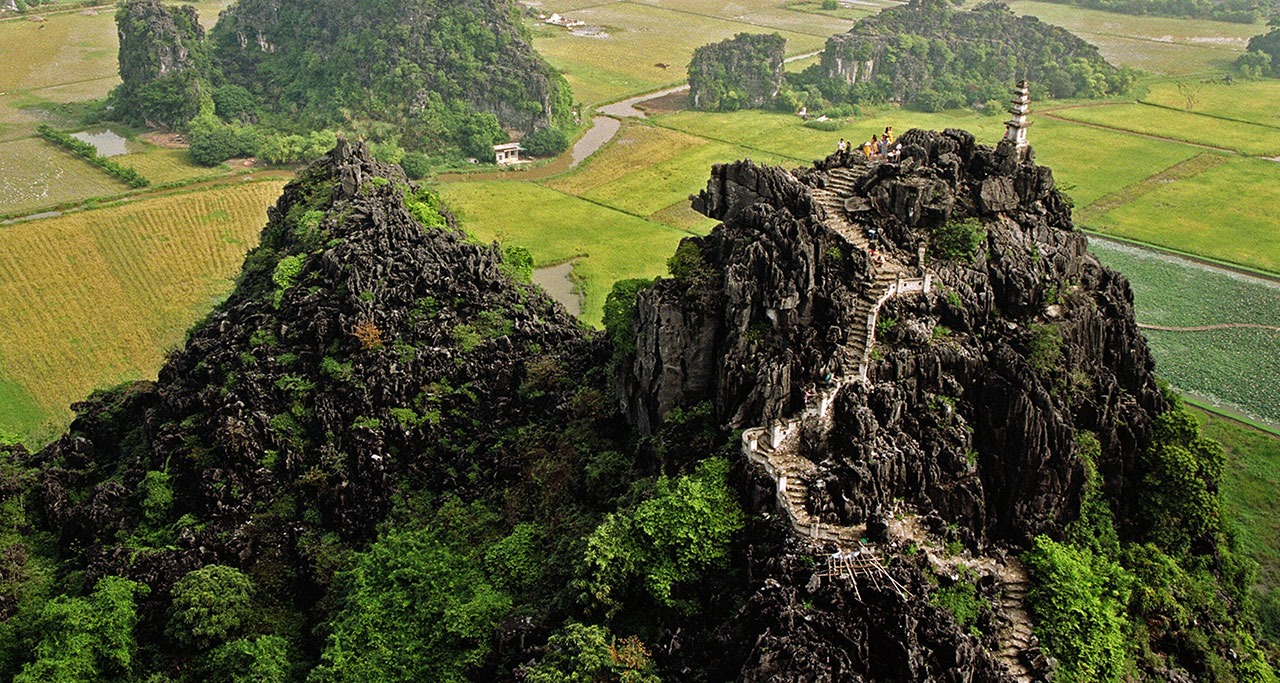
[688,33,786,111]
[793,0,1132,112]
[109,0,573,164]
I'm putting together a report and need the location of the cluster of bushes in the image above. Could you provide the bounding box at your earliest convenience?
[1240,20,1280,78]
[36,125,150,188]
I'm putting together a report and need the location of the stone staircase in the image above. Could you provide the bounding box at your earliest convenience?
[737,165,1041,680]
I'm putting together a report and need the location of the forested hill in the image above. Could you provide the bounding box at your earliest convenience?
[799,0,1132,111]
[111,0,572,162]
[209,0,572,146]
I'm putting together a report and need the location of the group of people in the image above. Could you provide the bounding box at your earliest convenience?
[836,127,900,161]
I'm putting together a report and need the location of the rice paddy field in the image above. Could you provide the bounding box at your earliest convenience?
[0,137,128,214]
[1088,157,1280,273]
[437,181,699,328]
[1050,103,1280,157]
[1089,238,1280,426]
[0,179,286,442]
[1140,78,1280,129]
[1200,410,1280,586]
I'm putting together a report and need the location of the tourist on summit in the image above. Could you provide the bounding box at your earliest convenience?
[883,126,894,145]
[837,138,848,154]
[863,134,879,159]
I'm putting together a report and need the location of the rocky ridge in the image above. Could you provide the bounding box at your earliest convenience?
[618,128,1167,679]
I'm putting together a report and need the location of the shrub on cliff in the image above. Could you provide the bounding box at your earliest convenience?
[929,216,984,261]
[167,565,256,650]
[581,457,743,613]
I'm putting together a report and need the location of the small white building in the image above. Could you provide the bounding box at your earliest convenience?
[494,142,522,166]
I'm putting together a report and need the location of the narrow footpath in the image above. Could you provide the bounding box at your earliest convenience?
[740,165,1040,682]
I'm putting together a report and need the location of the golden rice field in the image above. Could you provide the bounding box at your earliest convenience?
[0,179,286,442]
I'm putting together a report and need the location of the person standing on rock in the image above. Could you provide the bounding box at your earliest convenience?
[863,134,878,159]
[837,138,848,154]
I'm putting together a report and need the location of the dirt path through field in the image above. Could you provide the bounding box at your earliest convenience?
[1042,112,1238,155]
[1139,322,1280,333]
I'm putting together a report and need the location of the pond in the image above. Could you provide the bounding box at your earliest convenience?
[71,128,140,157]
[532,262,582,318]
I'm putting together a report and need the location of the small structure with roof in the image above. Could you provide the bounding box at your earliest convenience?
[493,142,522,166]
[1004,80,1032,157]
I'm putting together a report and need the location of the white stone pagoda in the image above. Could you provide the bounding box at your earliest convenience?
[1004,80,1032,157]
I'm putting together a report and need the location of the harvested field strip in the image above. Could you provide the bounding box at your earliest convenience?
[0,137,129,214]
[1074,151,1228,223]
[0,181,285,440]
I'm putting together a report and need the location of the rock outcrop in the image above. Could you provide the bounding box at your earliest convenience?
[689,32,786,111]
[113,0,210,126]
[616,126,1169,679]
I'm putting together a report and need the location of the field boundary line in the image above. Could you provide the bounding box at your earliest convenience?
[1042,112,1242,155]
[1075,151,1227,223]
[1135,100,1280,133]
[1139,322,1280,333]
[1073,29,1246,54]
[1082,230,1280,283]
[616,0,835,38]
[642,119,811,164]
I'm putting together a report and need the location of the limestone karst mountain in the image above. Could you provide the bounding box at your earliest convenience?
[0,137,1270,680]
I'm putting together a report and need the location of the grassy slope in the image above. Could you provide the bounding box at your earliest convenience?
[1195,409,1280,588]
[0,181,286,441]
[1141,79,1280,129]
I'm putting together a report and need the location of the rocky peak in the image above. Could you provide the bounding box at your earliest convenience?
[116,0,205,80]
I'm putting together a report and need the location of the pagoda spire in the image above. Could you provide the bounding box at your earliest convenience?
[1003,80,1031,157]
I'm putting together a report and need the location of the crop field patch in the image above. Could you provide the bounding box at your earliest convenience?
[997,0,1257,51]
[1141,79,1280,130]
[1029,118,1202,210]
[1090,238,1280,425]
[582,140,793,216]
[1197,410,1280,587]
[1090,157,1280,273]
[545,124,708,195]
[0,138,129,214]
[0,180,286,442]
[532,3,827,106]
[1051,103,1280,157]
[0,10,118,93]
[438,181,694,327]
[119,148,222,185]
[786,1,883,21]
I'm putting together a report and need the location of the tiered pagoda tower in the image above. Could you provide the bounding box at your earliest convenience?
[1004,80,1031,157]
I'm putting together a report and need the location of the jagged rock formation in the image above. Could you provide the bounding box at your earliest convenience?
[0,142,608,678]
[617,128,1169,679]
[815,0,1130,108]
[113,0,210,127]
[689,33,786,111]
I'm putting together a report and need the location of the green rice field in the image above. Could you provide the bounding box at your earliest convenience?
[1141,78,1280,129]
[1050,103,1280,157]
[0,138,128,214]
[1090,238,1280,426]
[1088,157,1280,274]
[437,181,700,327]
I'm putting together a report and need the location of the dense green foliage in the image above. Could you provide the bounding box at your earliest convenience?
[1025,402,1278,682]
[1245,28,1280,77]
[603,278,656,358]
[929,216,985,260]
[167,565,256,649]
[36,125,150,188]
[309,527,511,682]
[523,128,571,157]
[523,623,661,683]
[582,457,743,613]
[1039,0,1270,23]
[930,580,990,630]
[689,33,787,111]
[13,576,149,683]
[188,113,260,167]
[791,0,1133,113]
